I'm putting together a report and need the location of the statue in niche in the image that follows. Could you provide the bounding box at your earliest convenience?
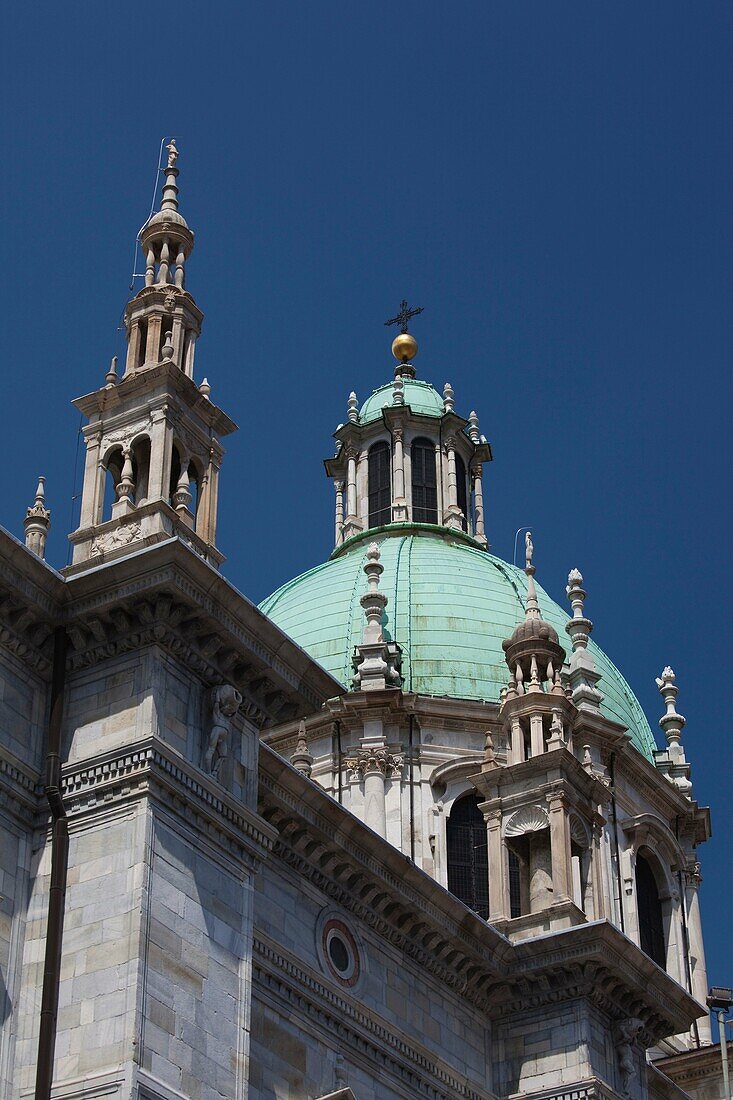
[203,684,242,778]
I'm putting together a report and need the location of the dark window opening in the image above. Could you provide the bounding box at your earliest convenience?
[368,442,391,528]
[447,793,488,919]
[509,849,522,918]
[328,935,350,974]
[636,852,666,968]
[411,438,438,524]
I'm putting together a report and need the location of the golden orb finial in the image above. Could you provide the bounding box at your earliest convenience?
[391,332,418,363]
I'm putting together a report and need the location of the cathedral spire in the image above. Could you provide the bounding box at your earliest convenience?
[24,477,50,559]
[523,532,541,622]
[67,147,237,574]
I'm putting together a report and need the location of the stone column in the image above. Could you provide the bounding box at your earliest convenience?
[147,409,170,502]
[79,429,103,528]
[530,713,545,757]
[548,790,572,902]
[347,745,402,840]
[590,817,608,920]
[125,320,143,376]
[472,463,487,546]
[334,480,345,545]
[510,717,524,765]
[392,426,408,522]
[685,865,712,1043]
[144,314,163,365]
[343,448,363,539]
[485,805,508,923]
[443,438,463,530]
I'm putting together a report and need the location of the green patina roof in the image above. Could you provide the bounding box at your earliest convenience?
[359,379,444,424]
[260,527,658,761]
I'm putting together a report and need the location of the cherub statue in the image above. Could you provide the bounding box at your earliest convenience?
[203,683,242,778]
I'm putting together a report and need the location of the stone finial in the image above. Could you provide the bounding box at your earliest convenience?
[565,568,603,713]
[654,666,692,796]
[361,543,387,644]
[161,330,174,362]
[116,446,135,504]
[393,376,404,406]
[468,410,481,444]
[352,543,402,691]
[347,391,359,423]
[502,532,565,700]
[105,355,118,387]
[24,477,51,559]
[199,377,211,400]
[443,382,455,414]
[291,719,314,778]
[656,666,685,747]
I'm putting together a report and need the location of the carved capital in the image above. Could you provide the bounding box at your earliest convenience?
[346,747,403,780]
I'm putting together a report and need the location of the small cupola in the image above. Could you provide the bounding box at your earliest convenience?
[324,302,492,553]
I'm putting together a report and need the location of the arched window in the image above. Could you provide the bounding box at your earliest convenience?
[455,453,468,532]
[636,852,666,968]
[446,793,488,919]
[368,442,391,528]
[411,438,438,524]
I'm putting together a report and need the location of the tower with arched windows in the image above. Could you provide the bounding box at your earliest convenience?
[67,141,235,573]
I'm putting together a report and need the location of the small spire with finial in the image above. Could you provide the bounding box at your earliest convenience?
[352,542,402,690]
[655,666,693,796]
[347,391,359,423]
[105,355,118,387]
[291,719,314,778]
[443,382,455,414]
[199,377,211,400]
[468,410,480,443]
[24,477,51,560]
[565,568,603,712]
[385,299,423,378]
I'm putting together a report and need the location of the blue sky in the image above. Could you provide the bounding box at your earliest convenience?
[1,4,731,1005]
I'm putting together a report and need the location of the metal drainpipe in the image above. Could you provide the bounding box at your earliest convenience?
[35,626,68,1100]
[335,720,343,804]
[608,752,626,934]
[408,714,415,862]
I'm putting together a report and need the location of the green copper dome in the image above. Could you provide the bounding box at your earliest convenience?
[260,527,658,760]
[359,379,444,424]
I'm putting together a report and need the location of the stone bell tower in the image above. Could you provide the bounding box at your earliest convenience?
[67,141,235,573]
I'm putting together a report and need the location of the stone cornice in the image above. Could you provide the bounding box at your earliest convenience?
[62,538,341,724]
[253,932,498,1100]
[0,748,43,824]
[506,1076,622,1100]
[654,1044,723,1085]
[510,921,704,1043]
[61,736,277,868]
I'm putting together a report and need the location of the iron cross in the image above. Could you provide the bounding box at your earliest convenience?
[384,299,424,335]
